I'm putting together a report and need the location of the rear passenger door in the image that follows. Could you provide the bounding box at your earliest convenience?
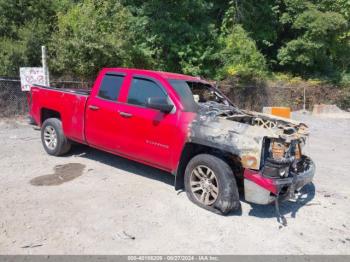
[85,73,126,151]
[116,76,179,170]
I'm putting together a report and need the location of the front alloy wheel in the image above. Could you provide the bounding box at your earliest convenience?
[184,154,240,215]
[190,165,219,205]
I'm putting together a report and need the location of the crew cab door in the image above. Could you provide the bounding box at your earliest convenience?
[85,73,126,151]
[116,76,179,170]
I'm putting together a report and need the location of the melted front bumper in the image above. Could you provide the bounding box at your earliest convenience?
[243,156,315,204]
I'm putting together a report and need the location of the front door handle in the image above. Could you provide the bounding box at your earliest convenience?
[88,105,100,111]
[118,111,133,118]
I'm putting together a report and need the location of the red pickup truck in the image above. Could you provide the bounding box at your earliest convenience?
[29,68,315,215]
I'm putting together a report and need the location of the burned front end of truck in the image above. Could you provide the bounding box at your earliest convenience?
[188,101,315,207]
[242,115,315,205]
[170,79,315,216]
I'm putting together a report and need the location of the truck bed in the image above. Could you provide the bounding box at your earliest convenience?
[30,85,90,143]
[34,85,91,96]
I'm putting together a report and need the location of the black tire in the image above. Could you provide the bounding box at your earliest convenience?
[184,154,240,215]
[41,118,71,156]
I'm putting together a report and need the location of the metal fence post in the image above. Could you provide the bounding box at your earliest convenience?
[41,46,50,86]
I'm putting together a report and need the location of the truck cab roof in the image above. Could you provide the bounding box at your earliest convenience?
[103,68,206,82]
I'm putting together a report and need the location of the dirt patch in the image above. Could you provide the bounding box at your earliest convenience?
[30,163,85,186]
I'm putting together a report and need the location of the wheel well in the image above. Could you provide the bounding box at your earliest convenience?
[174,143,243,190]
[41,108,61,124]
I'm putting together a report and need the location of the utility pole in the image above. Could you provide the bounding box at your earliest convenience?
[41,46,50,86]
[303,86,306,113]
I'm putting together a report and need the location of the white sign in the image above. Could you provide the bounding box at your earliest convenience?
[20,67,46,91]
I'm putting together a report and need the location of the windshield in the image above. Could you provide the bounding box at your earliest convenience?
[169,79,231,112]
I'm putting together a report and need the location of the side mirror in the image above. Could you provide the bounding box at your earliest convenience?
[146,97,174,113]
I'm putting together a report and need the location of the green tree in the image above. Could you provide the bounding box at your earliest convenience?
[0,0,349,80]
[0,21,51,76]
[0,38,25,76]
[123,0,221,77]
[219,25,267,79]
[221,0,279,64]
[0,0,56,37]
[277,1,349,77]
[0,0,56,76]
[50,0,154,78]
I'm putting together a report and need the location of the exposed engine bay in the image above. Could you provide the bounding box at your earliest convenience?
[198,101,309,178]
[198,101,309,142]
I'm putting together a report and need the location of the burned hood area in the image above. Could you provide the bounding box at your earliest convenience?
[188,101,309,172]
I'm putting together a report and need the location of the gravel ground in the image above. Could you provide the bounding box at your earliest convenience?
[0,113,349,255]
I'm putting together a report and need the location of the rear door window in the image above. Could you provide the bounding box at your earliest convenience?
[127,77,167,107]
[98,74,125,101]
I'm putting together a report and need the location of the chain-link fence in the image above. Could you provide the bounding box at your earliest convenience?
[50,80,93,89]
[0,77,93,117]
[0,78,27,117]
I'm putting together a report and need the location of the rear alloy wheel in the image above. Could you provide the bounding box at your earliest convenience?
[41,118,71,156]
[184,154,240,215]
[43,125,58,150]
